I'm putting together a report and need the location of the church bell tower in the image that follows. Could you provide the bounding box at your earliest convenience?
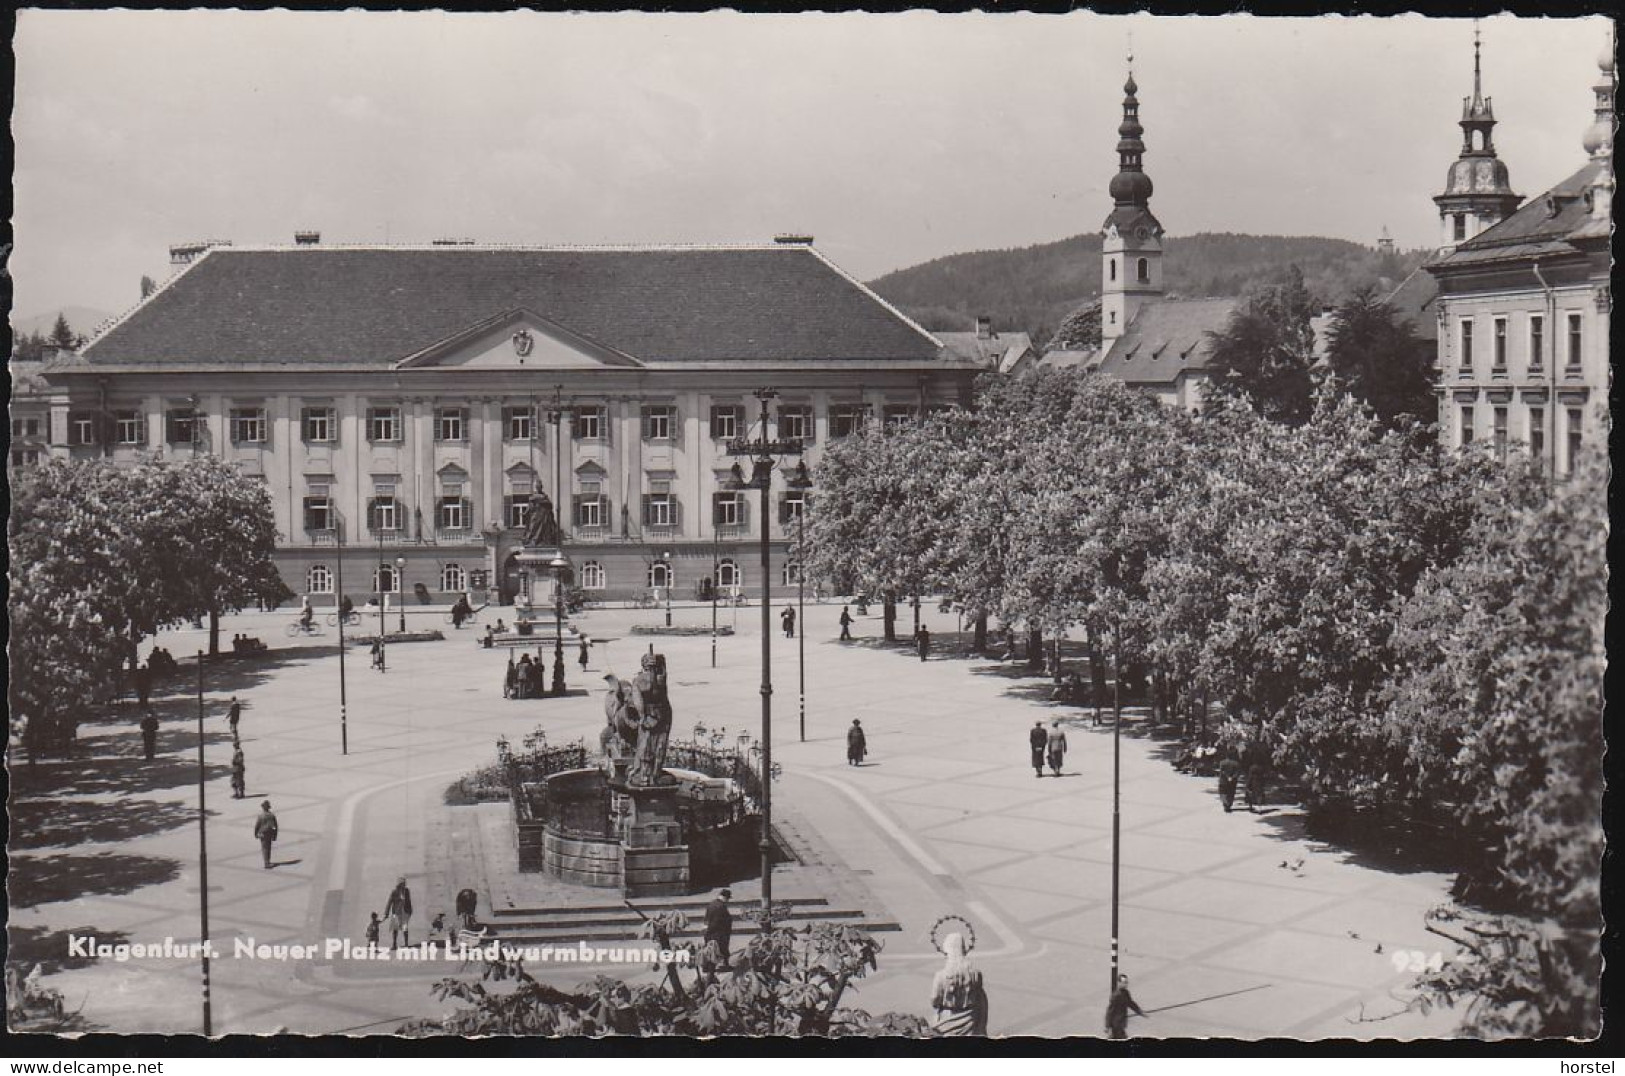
[1101,56,1165,346]
[1434,27,1523,252]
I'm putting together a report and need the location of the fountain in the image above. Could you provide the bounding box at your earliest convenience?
[508,652,760,896]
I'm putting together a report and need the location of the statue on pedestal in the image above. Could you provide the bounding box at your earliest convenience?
[523,491,562,548]
[601,674,638,762]
[628,653,673,787]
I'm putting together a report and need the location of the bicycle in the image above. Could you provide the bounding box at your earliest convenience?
[624,590,659,609]
[285,620,322,638]
[326,611,361,627]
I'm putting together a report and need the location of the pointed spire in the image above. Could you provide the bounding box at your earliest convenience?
[1471,22,1484,110]
[1109,46,1152,208]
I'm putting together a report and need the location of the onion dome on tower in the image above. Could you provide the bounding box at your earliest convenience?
[1101,56,1164,346]
[1433,27,1522,251]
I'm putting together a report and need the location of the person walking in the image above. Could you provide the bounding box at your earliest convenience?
[578,635,591,673]
[1245,748,1268,811]
[253,800,279,869]
[230,746,247,799]
[1029,720,1048,778]
[781,606,796,639]
[916,623,931,662]
[1218,755,1241,813]
[139,710,159,760]
[385,877,414,948]
[846,719,868,766]
[134,663,152,710]
[1045,720,1068,777]
[703,888,734,970]
[228,696,242,745]
[370,638,386,672]
[1104,974,1147,1039]
[838,606,854,641]
[929,932,989,1036]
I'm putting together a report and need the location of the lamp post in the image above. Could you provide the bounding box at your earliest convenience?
[711,524,719,669]
[195,651,212,1035]
[335,514,348,755]
[395,556,407,633]
[1110,623,1123,993]
[724,388,803,925]
[662,550,673,628]
[550,556,568,695]
[796,502,806,743]
[375,526,386,672]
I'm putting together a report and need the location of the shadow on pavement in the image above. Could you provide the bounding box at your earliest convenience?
[1254,805,1474,879]
[9,852,184,909]
[6,925,134,975]
[9,751,232,799]
[9,797,198,852]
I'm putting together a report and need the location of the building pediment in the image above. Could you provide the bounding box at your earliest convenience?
[393,308,645,371]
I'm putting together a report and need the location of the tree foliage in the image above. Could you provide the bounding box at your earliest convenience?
[801,366,1603,1036]
[402,914,929,1038]
[1323,286,1438,431]
[7,456,284,757]
[1206,266,1320,426]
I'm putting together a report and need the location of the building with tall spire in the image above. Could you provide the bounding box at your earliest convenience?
[1425,29,1613,477]
[1433,28,1523,252]
[1082,59,1238,411]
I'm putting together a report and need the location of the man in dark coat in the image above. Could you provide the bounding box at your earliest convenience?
[228,697,242,745]
[385,877,414,948]
[781,606,796,638]
[1104,974,1147,1039]
[231,746,247,799]
[1029,720,1047,778]
[916,624,931,662]
[838,606,854,641]
[254,800,279,869]
[1218,756,1241,812]
[139,710,159,760]
[135,664,152,709]
[704,888,734,968]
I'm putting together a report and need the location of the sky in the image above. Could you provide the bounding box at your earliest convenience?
[9,10,1614,324]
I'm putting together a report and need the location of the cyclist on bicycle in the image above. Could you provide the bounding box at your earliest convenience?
[339,595,354,621]
[299,602,315,632]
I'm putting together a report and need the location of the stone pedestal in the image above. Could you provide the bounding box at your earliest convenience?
[611,780,689,897]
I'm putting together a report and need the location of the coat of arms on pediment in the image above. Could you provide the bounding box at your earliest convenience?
[512,330,535,358]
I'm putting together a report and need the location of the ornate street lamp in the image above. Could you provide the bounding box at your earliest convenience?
[724,388,803,924]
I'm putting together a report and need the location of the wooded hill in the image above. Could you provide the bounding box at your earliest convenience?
[868,232,1427,346]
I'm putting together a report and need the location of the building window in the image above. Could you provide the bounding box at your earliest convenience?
[373,565,398,594]
[441,563,467,593]
[1529,406,1546,462]
[780,489,808,526]
[713,491,745,528]
[1566,313,1583,370]
[710,405,741,441]
[302,407,336,443]
[643,405,674,442]
[307,565,333,595]
[369,482,400,532]
[782,561,802,586]
[438,482,469,531]
[10,447,42,468]
[367,406,401,443]
[778,405,813,442]
[1136,258,1149,283]
[717,559,740,589]
[230,407,267,444]
[435,407,466,443]
[1459,405,1475,447]
[68,412,99,446]
[648,562,674,590]
[1458,320,1474,374]
[1529,315,1545,370]
[10,417,41,439]
[1453,213,1466,241]
[114,411,144,445]
[574,405,606,441]
[883,404,916,430]
[166,408,199,445]
[1566,408,1583,472]
[573,482,607,529]
[830,405,869,438]
[1492,318,1507,372]
[580,561,606,590]
[304,485,333,532]
[1493,406,1508,459]
[1109,259,1117,282]
[643,479,678,529]
[504,406,535,442]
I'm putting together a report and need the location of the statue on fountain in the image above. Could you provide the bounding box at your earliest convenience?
[601,673,639,762]
[628,652,673,787]
[523,490,563,548]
